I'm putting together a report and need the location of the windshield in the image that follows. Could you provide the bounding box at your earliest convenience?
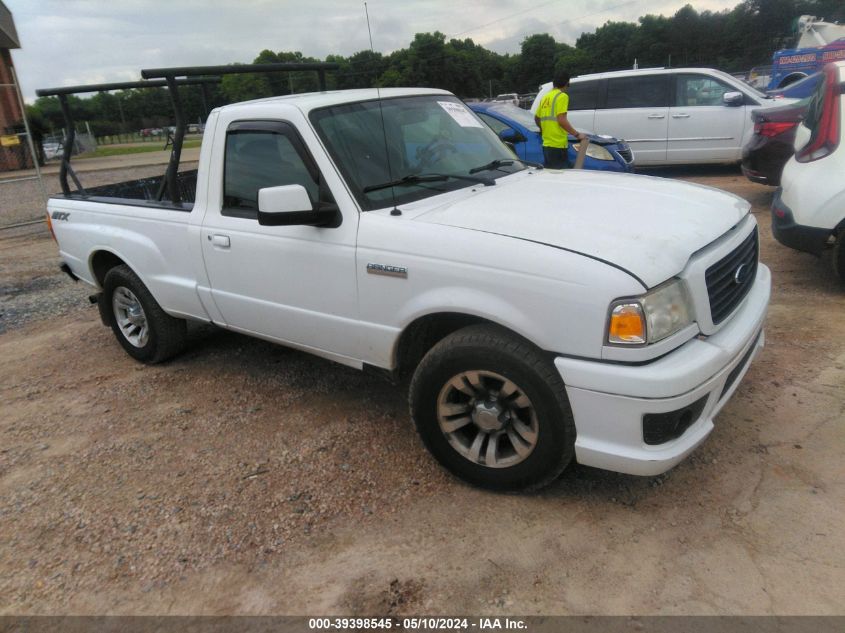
[310,95,524,210]
[486,103,540,132]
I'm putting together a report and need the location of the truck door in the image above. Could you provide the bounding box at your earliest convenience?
[593,75,670,165]
[200,117,362,363]
[667,73,748,162]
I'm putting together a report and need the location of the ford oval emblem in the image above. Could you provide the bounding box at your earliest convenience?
[734,263,751,285]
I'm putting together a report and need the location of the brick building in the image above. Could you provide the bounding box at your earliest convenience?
[0,1,31,171]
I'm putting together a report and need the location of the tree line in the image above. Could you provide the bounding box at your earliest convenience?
[27,0,845,139]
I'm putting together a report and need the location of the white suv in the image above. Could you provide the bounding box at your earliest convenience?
[773,61,845,281]
[531,67,786,166]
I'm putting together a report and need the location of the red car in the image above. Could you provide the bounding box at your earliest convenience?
[741,100,808,186]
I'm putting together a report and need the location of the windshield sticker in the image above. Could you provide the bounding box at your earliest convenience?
[438,101,484,128]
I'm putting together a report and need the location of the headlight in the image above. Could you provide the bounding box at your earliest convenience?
[573,142,614,161]
[607,279,694,345]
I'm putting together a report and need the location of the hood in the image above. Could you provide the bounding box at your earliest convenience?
[577,133,623,146]
[413,171,750,288]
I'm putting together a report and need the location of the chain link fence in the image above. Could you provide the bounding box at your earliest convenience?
[0,64,48,228]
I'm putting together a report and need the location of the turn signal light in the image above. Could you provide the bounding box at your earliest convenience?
[608,303,646,344]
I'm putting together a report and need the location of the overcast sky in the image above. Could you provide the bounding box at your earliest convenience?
[8,0,741,102]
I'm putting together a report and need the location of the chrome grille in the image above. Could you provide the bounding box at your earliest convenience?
[616,145,633,163]
[706,227,758,325]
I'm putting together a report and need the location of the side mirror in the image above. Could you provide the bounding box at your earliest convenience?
[499,127,526,143]
[723,91,744,106]
[257,184,339,227]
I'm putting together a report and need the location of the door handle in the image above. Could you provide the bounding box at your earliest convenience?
[209,234,231,248]
[672,113,691,118]
[647,114,665,119]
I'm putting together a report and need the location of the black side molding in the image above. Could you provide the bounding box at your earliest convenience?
[59,263,79,282]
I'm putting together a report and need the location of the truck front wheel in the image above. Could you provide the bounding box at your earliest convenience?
[409,324,576,491]
[103,265,186,363]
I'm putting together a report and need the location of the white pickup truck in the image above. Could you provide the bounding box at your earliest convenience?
[47,84,771,491]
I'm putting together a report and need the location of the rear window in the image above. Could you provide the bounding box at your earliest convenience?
[603,75,669,109]
[568,80,600,110]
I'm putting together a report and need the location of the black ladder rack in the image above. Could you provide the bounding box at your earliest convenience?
[36,61,339,202]
[140,63,339,203]
[35,77,221,197]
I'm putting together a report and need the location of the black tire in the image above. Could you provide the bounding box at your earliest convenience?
[102,265,186,363]
[409,324,576,491]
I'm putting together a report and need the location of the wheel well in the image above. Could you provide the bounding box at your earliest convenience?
[779,73,807,88]
[90,251,127,287]
[395,313,492,380]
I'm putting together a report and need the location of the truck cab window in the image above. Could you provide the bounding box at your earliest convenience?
[223,130,322,218]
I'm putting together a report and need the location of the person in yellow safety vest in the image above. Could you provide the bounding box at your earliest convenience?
[534,70,586,169]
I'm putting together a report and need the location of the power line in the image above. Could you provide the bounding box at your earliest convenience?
[449,0,642,41]
[449,0,571,39]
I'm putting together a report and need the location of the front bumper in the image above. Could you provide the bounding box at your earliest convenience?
[771,189,831,256]
[741,136,793,186]
[555,264,771,476]
[741,164,773,185]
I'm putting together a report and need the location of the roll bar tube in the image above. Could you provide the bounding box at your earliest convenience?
[139,62,339,203]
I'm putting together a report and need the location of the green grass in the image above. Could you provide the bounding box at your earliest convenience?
[77,139,202,159]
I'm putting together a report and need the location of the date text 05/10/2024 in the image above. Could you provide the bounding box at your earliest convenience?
[307,617,528,630]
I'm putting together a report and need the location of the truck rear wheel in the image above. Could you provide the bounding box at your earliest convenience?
[103,265,186,363]
[409,324,576,491]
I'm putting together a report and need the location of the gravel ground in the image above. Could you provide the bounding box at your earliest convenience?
[1,166,843,615]
[0,225,91,334]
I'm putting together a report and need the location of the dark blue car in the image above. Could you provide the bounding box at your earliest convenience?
[469,102,635,172]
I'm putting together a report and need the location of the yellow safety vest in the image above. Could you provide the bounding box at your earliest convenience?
[536,89,569,149]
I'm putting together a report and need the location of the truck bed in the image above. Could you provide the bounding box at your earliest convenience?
[65,169,198,211]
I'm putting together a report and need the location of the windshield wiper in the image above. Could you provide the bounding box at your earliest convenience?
[468,158,543,174]
[363,172,495,194]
